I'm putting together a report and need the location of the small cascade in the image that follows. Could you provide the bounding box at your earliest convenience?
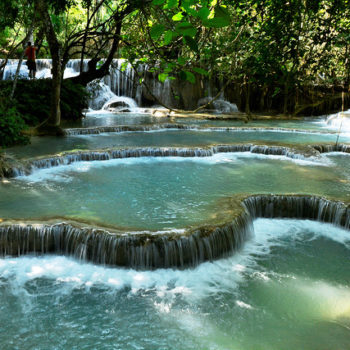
[0,195,348,269]
[87,79,138,111]
[65,124,336,136]
[102,96,138,111]
[2,59,52,80]
[86,80,120,110]
[326,110,350,133]
[0,214,252,269]
[65,123,192,135]
[313,144,350,153]
[64,59,89,78]
[1,58,239,110]
[243,195,350,229]
[2,59,85,80]
[5,144,315,178]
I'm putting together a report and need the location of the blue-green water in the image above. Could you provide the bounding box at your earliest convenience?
[1,219,349,350]
[1,153,349,229]
[6,129,349,159]
[1,114,350,349]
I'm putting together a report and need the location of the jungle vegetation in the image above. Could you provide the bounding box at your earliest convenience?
[0,0,350,145]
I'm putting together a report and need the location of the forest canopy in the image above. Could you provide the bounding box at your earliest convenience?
[2,0,350,87]
[0,0,350,143]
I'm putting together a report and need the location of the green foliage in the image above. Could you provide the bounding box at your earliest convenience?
[2,0,350,115]
[150,24,165,40]
[158,73,168,82]
[0,100,29,148]
[202,6,231,28]
[0,0,19,30]
[60,80,89,121]
[0,79,88,126]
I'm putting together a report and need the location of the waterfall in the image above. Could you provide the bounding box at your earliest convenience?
[86,80,125,110]
[1,58,239,110]
[4,144,317,178]
[1,58,162,108]
[2,59,52,80]
[0,215,252,269]
[8,141,350,179]
[0,195,349,269]
[326,110,350,133]
[2,59,140,109]
[101,96,138,111]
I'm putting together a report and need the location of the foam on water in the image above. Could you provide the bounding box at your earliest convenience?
[1,219,349,349]
[102,96,138,111]
[323,110,350,134]
[1,219,349,300]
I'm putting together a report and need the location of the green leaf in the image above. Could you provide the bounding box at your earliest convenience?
[175,22,197,37]
[152,0,166,5]
[150,24,165,40]
[203,6,231,27]
[183,36,198,52]
[178,70,196,83]
[179,70,187,80]
[121,62,128,72]
[193,67,209,76]
[197,7,210,20]
[215,5,230,19]
[164,0,178,9]
[185,71,196,84]
[172,12,184,21]
[203,17,229,28]
[163,30,173,45]
[158,73,168,83]
[177,57,186,65]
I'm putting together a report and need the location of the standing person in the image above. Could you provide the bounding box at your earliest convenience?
[25,42,37,79]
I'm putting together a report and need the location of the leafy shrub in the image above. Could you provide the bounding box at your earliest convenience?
[0,101,29,147]
[0,79,89,126]
[61,79,89,121]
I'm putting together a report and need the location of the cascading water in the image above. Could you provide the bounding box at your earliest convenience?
[325,109,350,133]
[2,59,52,80]
[2,58,240,112]
[86,80,122,110]
[1,219,350,349]
[101,96,138,111]
[3,144,319,178]
[1,56,350,347]
[2,58,165,110]
[1,109,350,348]
[0,195,348,268]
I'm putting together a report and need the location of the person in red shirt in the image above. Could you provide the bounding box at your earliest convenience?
[25,42,37,79]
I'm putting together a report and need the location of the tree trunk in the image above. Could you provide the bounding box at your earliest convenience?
[283,82,288,115]
[10,29,33,100]
[34,0,63,135]
[245,79,251,117]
